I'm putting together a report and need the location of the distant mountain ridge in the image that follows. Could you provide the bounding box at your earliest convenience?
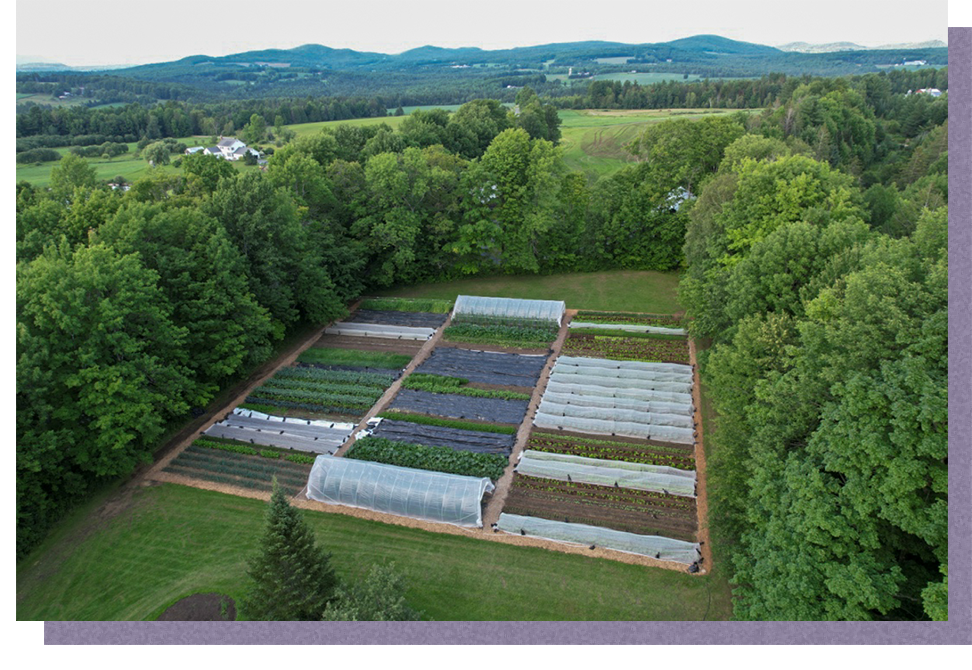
[777,39,947,53]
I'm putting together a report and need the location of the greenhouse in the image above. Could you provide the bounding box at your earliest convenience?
[324,322,435,340]
[454,295,566,325]
[516,450,696,497]
[306,455,495,527]
[496,513,701,564]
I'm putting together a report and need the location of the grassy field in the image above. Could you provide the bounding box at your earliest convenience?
[556,108,752,177]
[376,269,683,314]
[286,115,408,139]
[16,483,731,621]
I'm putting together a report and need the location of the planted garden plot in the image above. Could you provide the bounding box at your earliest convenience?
[389,389,529,425]
[346,309,449,329]
[515,450,696,498]
[574,311,683,328]
[414,346,548,387]
[570,321,687,336]
[502,474,698,541]
[527,431,695,470]
[345,436,508,480]
[370,418,516,455]
[359,297,454,314]
[402,374,532,401]
[242,365,396,421]
[562,333,690,364]
[296,347,412,370]
[163,439,314,496]
[497,513,701,565]
[324,322,435,341]
[443,315,560,350]
[306,455,495,527]
[204,409,355,454]
[304,333,424,357]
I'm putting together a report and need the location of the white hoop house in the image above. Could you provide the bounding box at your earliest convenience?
[454,295,566,325]
[306,455,495,527]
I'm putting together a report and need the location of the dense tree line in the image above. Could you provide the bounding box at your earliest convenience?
[17,69,948,624]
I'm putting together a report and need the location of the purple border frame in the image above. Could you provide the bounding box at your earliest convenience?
[44,27,972,645]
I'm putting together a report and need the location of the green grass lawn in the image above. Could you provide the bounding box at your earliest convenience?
[376,270,683,314]
[286,115,408,139]
[16,483,731,621]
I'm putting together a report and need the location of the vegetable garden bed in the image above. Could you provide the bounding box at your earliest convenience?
[389,389,530,425]
[503,475,698,542]
[443,314,560,350]
[359,297,454,314]
[241,365,396,420]
[562,333,690,364]
[162,442,313,496]
[371,419,516,455]
[413,346,549,387]
[573,311,683,327]
[346,309,449,329]
[345,436,508,480]
[526,431,695,470]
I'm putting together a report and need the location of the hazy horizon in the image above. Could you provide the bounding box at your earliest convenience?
[15,0,950,68]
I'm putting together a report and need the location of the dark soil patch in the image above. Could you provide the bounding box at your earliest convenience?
[157,593,236,621]
[310,334,424,356]
[530,427,695,453]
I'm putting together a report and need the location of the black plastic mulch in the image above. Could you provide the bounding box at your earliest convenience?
[389,389,529,425]
[413,346,549,386]
[347,309,449,329]
[372,419,515,455]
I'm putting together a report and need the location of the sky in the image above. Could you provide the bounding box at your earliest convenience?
[14,0,952,67]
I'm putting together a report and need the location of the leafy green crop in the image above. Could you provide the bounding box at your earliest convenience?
[359,297,454,314]
[346,436,508,480]
[378,411,518,434]
[297,347,413,369]
[402,373,531,400]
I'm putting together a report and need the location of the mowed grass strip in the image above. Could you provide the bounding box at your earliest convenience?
[16,483,730,621]
[377,270,681,314]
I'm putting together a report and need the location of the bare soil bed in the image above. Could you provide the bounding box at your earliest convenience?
[308,333,424,356]
[157,593,236,621]
[503,474,698,542]
[346,309,449,329]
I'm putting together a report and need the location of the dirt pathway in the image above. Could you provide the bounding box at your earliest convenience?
[688,338,712,574]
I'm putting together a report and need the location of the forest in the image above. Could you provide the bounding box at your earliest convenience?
[15,66,948,620]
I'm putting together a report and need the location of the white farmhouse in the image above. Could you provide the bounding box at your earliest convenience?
[193,136,262,161]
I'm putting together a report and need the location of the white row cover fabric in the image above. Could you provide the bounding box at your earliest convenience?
[497,513,701,564]
[517,450,696,497]
[537,400,694,430]
[534,412,695,444]
[557,356,694,380]
[324,322,434,340]
[454,295,566,325]
[306,455,495,527]
[232,407,356,431]
[205,415,353,454]
[569,321,687,336]
[550,370,693,395]
[553,361,691,385]
[544,380,693,406]
[541,391,694,417]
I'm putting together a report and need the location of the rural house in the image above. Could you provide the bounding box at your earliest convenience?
[185,136,261,161]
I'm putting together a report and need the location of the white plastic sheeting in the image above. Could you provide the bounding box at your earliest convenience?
[537,401,694,429]
[556,356,694,380]
[516,450,696,497]
[306,455,495,527]
[324,322,435,340]
[533,413,695,444]
[569,321,687,336]
[205,412,354,454]
[454,295,566,325]
[544,380,693,406]
[541,391,693,417]
[497,513,701,564]
[232,407,356,429]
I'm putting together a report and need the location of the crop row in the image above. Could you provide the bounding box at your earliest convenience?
[297,346,413,370]
[573,311,683,327]
[192,437,316,464]
[402,374,532,401]
[163,463,308,496]
[512,475,696,511]
[272,366,397,387]
[246,386,381,409]
[562,334,690,364]
[345,436,508,480]
[444,317,559,349]
[378,411,518,435]
[242,395,373,416]
[258,378,387,399]
[526,432,695,470]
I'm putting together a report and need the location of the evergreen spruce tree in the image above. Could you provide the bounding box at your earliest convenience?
[242,481,337,620]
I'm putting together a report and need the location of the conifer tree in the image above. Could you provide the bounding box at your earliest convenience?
[242,481,337,620]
